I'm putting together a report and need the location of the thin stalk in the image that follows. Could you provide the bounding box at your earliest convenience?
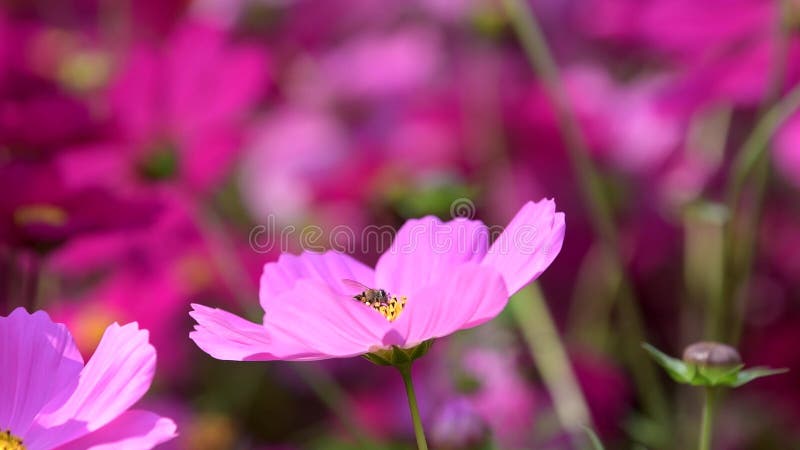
[500,0,616,245]
[511,284,592,448]
[723,81,800,343]
[500,0,669,423]
[724,82,800,219]
[398,365,429,450]
[698,388,718,450]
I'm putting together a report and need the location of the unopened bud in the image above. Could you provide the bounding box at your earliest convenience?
[682,341,742,367]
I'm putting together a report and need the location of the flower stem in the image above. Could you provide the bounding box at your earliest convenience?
[500,0,669,425]
[398,365,429,450]
[511,284,592,446]
[698,388,718,450]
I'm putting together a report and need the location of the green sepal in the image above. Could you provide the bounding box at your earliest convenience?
[731,367,789,388]
[642,343,695,383]
[643,343,788,388]
[362,351,393,366]
[363,340,435,368]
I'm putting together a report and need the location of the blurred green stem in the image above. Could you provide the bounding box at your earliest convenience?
[723,81,800,343]
[501,0,669,424]
[398,365,429,450]
[698,388,718,450]
[725,82,800,216]
[511,284,592,449]
[683,204,728,340]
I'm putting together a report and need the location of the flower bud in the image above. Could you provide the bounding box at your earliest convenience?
[682,341,742,367]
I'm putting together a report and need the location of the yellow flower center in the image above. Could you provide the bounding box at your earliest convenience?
[13,204,68,227]
[0,430,25,450]
[357,295,407,322]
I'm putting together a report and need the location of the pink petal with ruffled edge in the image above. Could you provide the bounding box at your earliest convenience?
[481,199,565,295]
[54,410,176,450]
[28,323,158,449]
[0,308,83,440]
[260,251,375,304]
[385,264,508,347]
[263,280,391,359]
[374,217,489,295]
[189,304,276,361]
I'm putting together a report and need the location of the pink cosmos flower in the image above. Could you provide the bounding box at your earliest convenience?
[0,308,176,449]
[63,21,269,193]
[190,199,564,361]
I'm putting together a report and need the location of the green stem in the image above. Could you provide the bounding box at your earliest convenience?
[500,0,669,424]
[725,82,800,219]
[511,284,592,446]
[398,365,429,450]
[723,83,800,344]
[698,388,718,450]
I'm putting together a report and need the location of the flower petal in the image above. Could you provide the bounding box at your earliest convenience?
[481,199,565,295]
[0,308,83,439]
[28,323,157,449]
[260,251,376,307]
[386,264,508,347]
[189,304,276,361]
[262,280,391,359]
[52,410,176,450]
[375,217,490,295]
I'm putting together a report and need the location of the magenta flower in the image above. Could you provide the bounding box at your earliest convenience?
[190,199,564,362]
[0,308,176,450]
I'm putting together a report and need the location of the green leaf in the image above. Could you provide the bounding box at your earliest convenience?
[642,343,694,383]
[582,426,606,450]
[731,367,789,387]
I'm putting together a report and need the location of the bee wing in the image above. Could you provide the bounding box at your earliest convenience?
[341,279,371,293]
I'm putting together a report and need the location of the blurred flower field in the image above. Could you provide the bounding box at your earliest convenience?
[1,0,800,449]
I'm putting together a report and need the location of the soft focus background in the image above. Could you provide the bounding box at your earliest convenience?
[2,0,800,449]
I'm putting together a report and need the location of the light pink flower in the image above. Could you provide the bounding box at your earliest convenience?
[0,308,176,450]
[190,199,564,361]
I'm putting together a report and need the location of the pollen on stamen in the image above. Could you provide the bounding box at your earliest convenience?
[356,295,407,322]
[1,429,25,450]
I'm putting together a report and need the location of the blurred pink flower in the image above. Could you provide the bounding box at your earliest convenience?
[0,162,160,252]
[564,65,681,174]
[239,107,351,223]
[580,0,800,107]
[430,397,488,449]
[320,26,443,100]
[48,194,245,378]
[463,349,536,448]
[105,21,268,191]
[190,199,565,361]
[0,308,176,449]
[0,24,101,159]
